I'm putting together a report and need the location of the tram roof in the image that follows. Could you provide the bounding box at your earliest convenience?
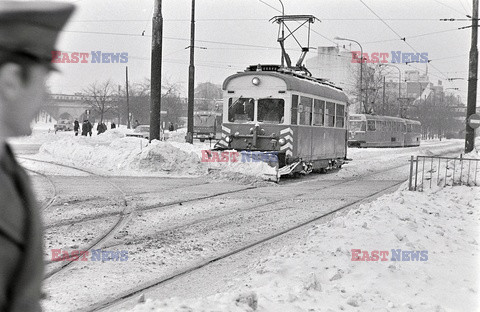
[223,71,348,103]
[350,114,406,122]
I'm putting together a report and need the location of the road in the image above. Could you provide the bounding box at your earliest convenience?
[14,139,465,312]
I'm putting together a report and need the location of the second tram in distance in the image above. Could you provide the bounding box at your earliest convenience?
[348,114,421,148]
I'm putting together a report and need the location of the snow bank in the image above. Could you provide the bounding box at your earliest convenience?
[37,132,277,181]
[128,183,480,312]
[38,136,205,175]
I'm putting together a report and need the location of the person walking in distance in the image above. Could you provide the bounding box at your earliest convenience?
[73,119,79,136]
[0,2,75,311]
[87,119,93,136]
[81,119,88,136]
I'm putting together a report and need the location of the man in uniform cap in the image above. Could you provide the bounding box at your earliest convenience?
[0,2,74,311]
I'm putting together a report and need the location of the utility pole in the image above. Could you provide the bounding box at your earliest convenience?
[150,0,163,141]
[186,0,195,144]
[465,0,478,153]
[382,76,386,115]
[126,66,130,129]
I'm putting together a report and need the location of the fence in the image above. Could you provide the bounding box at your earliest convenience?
[409,155,480,191]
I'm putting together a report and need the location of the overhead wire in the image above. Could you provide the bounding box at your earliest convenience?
[431,0,468,16]
[358,0,451,80]
[458,0,469,15]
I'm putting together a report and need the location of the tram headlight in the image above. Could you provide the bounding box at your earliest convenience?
[252,77,261,86]
[225,136,233,143]
[278,138,286,146]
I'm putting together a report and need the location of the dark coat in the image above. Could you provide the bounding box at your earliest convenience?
[0,144,43,312]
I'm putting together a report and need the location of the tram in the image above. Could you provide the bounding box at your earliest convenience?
[213,14,349,178]
[214,64,348,176]
[348,114,421,147]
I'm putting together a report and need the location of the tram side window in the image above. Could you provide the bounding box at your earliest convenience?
[335,104,345,128]
[313,99,324,126]
[291,95,298,125]
[349,121,366,132]
[367,120,376,131]
[299,96,313,125]
[257,98,285,124]
[378,121,385,131]
[326,102,336,127]
[228,97,254,122]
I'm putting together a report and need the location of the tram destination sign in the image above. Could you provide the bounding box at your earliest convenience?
[468,113,480,129]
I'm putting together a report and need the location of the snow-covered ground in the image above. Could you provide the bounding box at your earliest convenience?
[12,122,480,311]
[127,151,480,312]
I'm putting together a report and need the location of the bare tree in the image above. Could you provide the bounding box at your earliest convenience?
[116,79,185,126]
[82,80,117,123]
[347,64,389,115]
[194,82,222,111]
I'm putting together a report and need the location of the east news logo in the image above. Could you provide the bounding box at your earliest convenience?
[52,51,128,63]
[51,249,128,261]
[351,249,428,261]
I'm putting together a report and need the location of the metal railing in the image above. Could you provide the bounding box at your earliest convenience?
[409,155,480,191]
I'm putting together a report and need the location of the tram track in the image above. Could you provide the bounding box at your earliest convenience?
[87,179,406,312]
[42,158,409,277]
[28,146,463,303]
[82,148,465,311]
[24,167,58,210]
[20,157,259,280]
[17,157,131,280]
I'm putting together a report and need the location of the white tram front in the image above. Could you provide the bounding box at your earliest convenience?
[214,65,348,176]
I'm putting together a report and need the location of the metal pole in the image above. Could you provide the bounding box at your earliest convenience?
[379,64,401,116]
[150,0,162,141]
[126,66,130,129]
[409,155,414,190]
[465,0,478,153]
[279,0,285,67]
[359,43,364,114]
[186,0,195,144]
[382,76,386,115]
[334,37,363,113]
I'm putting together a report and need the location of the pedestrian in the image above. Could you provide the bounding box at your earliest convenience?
[0,2,75,311]
[96,122,102,135]
[133,119,140,129]
[87,120,93,136]
[81,119,88,136]
[111,122,116,129]
[168,122,174,132]
[73,119,79,136]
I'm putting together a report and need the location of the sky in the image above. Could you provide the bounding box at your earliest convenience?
[49,0,473,103]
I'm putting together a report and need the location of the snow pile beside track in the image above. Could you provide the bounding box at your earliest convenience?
[37,134,278,181]
[39,137,205,175]
[128,183,480,311]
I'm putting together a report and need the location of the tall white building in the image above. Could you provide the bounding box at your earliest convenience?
[305,46,356,91]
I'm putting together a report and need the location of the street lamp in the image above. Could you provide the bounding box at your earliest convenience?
[335,36,364,113]
[379,63,401,116]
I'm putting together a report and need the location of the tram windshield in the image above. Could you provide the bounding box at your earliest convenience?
[257,98,285,124]
[228,97,254,122]
[349,120,366,132]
